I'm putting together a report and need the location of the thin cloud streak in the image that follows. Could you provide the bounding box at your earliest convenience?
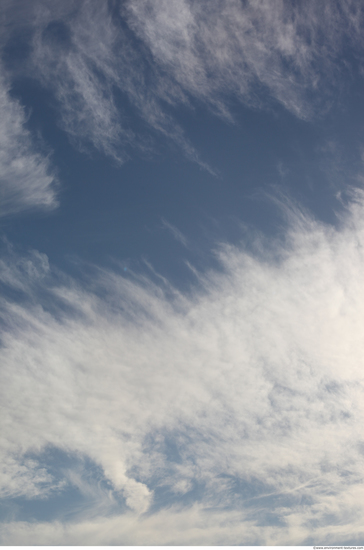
[161,218,189,248]
[1,193,364,544]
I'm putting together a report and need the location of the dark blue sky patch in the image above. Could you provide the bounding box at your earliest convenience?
[41,20,73,53]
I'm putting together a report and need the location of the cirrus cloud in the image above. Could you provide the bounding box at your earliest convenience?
[1,192,364,544]
[2,0,364,169]
[0,73,57,217]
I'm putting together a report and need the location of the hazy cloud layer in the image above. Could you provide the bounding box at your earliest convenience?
[0,73,57,216]
[1,194,364,544]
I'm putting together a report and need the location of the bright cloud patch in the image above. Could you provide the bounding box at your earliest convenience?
[1,195,364,545]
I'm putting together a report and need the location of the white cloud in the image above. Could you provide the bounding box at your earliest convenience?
[0,73,57,216]
[24,0,207,167]
[1,192,364,543]
[0,455,59,500]
[125,0,364,120]
[30,1,132,163]
[0,243,50,291]
[3,0,363,167]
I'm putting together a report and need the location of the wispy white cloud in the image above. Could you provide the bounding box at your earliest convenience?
[0,73,57,216]
[1,192,364,543]
[2,0,363,169]
[18,0,207,167]
[0,241,50,291]
[0,455,61,501]
[125,0,364,120]
[30,1,132,163]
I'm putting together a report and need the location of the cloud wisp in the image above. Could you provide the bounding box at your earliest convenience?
[0,73,57,217]
[10,0,207,167]
[2,0,364,169]
[161,218,189,248]
[1,193,364,544]
[121,0,364,120]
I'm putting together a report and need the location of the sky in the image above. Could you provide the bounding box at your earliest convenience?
[1,0,364,546]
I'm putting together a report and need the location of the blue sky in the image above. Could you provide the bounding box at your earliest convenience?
[1,0,364,545]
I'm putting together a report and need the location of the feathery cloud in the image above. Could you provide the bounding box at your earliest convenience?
[0,73,57,216]
[1,192,364,544]
[2,0,363,168]
[125,0,364,119]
